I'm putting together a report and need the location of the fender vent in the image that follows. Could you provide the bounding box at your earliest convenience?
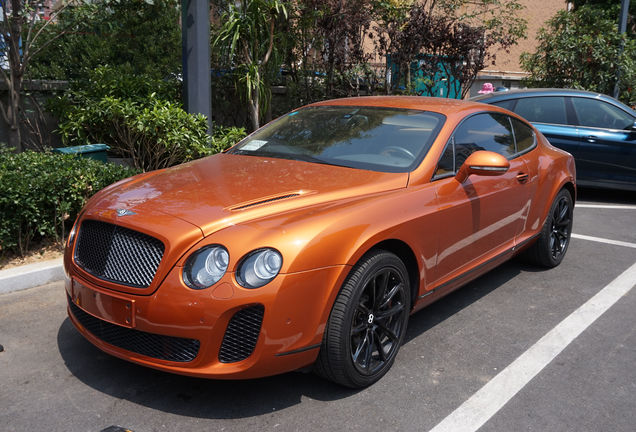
[231,193,300,211]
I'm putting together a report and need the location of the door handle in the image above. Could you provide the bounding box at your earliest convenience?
[585,135,597,143]
[516,172,529,184]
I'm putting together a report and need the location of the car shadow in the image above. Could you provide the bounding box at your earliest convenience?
[57,259,536,420]
[577,187,636,204]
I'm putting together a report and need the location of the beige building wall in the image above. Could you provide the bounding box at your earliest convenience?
[470,0,568,97]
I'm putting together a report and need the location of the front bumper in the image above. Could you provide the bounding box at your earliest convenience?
[65,262,348,379]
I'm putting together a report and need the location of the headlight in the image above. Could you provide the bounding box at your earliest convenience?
[183,245,229,289]
[236,248,283,289]
[67,217,80,249]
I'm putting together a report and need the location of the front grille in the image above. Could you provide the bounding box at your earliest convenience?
[68,295,200,362]
[74,219,164,288]
[219,305,265,363]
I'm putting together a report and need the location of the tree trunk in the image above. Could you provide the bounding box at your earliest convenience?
[248,75,260,132]
[6,0,25,152]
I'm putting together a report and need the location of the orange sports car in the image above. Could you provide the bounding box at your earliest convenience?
[64,96,575,388]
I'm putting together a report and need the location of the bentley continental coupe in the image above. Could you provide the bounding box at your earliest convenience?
[64,96,576,388]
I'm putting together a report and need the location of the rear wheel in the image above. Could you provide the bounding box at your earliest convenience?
[525,189,573,267]
[315,250,411,388]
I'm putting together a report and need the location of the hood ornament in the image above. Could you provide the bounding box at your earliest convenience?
[116,209,136,217]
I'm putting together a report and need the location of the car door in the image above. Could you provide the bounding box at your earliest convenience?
[569,96,636,188]
[511,96,582,159]
[431,112,533,286]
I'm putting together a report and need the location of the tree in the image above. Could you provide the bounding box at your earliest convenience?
[373,0,527,98]
[521,4,636,105]
[0,1,68,152]
[304,0,375,98]
[29,0,182,81]
[213,0,287,132]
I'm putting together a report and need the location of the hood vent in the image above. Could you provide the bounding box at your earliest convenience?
[230,193,301,211]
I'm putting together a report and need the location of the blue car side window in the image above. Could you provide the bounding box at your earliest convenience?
[571,98,634,130]
[514,97,567,125]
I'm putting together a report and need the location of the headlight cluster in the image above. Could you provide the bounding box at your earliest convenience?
[183,245,230,289]
[236,249,283,289]
[183,246,282,290]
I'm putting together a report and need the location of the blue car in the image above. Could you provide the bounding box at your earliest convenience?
[473,89,636,191]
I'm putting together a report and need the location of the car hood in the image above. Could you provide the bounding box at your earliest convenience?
[88,153,409,236]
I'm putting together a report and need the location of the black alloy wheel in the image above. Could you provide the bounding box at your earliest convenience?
[525,189,573,268]
[350,268,407,375]
[549,194,572,260]
[315,250,411,388]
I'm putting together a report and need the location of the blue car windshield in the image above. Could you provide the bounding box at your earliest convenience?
[228,106,445,173]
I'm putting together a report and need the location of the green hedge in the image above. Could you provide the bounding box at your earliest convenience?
[0,150,139,256]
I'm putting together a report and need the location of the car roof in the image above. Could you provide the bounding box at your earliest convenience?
[472,88,636,116]
[307,96,495,117]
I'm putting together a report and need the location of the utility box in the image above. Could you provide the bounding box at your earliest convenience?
[54,144,110,163]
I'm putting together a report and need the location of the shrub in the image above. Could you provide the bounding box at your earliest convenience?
[0,149,139,256]
[57,95,211,171]
[211,125,247,152]
[53,66,246,171]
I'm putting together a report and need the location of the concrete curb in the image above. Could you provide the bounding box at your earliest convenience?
[0,258,64,294]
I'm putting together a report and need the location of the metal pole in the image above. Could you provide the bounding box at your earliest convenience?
[613,0,630,99]
[182,0,212,134]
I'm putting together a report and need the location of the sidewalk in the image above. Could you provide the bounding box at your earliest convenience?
[0,258,64,294]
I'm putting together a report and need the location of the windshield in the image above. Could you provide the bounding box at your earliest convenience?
[228,106,445,173]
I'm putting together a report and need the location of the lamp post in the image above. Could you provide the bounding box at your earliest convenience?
[182,0,212,134]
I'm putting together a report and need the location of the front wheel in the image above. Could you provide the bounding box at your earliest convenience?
[314,250,411,388]
[524,189,573,267]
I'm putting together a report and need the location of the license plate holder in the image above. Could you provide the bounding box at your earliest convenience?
[71,279,135,328]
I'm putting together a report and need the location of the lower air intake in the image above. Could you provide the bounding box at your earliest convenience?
[68,295,200,363]
[218,305,265,363]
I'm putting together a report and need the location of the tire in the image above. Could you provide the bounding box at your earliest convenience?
[524,189,573,268]
[314,250,411,388]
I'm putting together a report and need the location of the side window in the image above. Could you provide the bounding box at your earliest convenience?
[514,96,567,125]
[435,140,454,176]
[493,100,516,111]
[510,117,536,153]
[434,113,515,177]
[454,113,515,163]
[571,97,634,130]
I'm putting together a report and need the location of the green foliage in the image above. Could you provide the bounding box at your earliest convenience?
[211,125,247,152]
[57,95,211,171]
[521,5,636,105]
[0,149,138,256]
[47,64,180,117]
[29,0,181,81]
[212,0,288,130]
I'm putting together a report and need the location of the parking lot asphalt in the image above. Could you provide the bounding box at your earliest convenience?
[1,188,635,432]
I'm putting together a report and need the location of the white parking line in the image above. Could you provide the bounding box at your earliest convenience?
[571,233,636,249]
[575,204,636,210]
[428,261,636,432]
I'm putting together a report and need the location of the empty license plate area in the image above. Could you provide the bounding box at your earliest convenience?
[71,279,135,328]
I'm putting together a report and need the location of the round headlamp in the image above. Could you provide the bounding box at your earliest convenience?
[236,248,283,289]
[183,245,229,289]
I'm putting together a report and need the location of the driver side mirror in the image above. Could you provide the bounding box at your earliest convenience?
[455,151,510,183]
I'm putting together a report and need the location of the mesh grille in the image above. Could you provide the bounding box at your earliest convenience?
[74,219,164,288]
[219,305,265,363]
[68,295,200,362]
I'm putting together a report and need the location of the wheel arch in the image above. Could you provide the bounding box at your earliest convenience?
[357,239,421,311]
